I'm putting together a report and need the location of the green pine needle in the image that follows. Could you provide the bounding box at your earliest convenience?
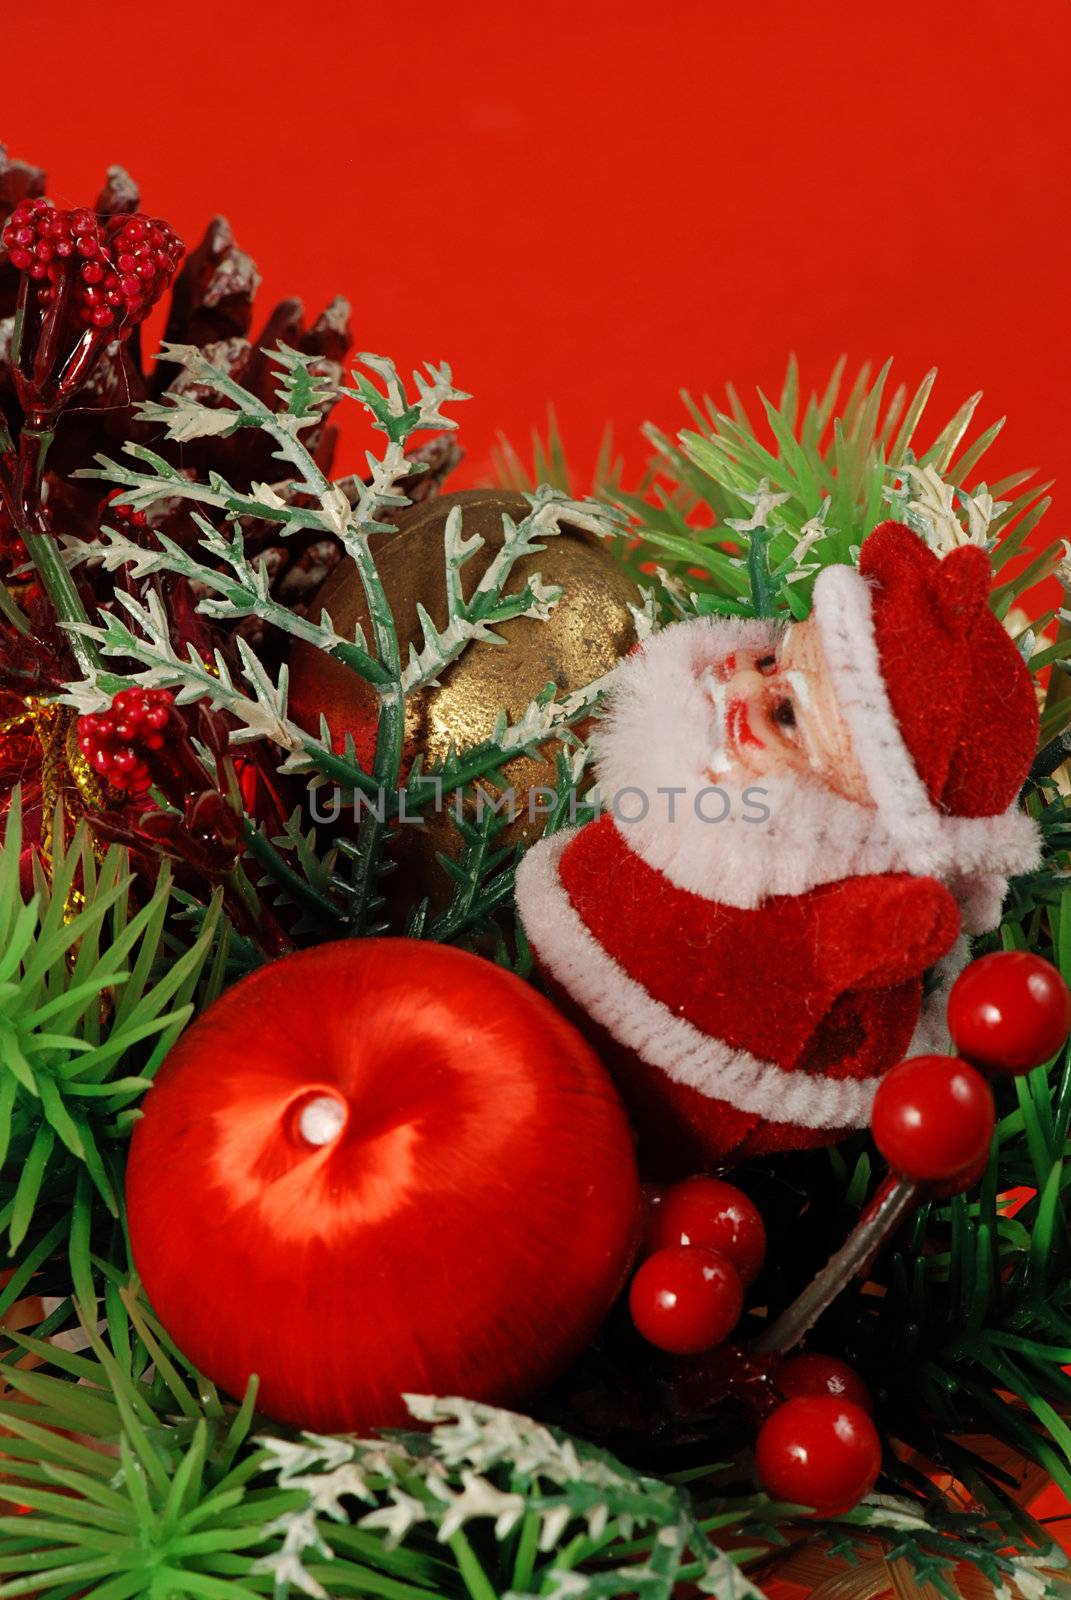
[0,797,221,1256]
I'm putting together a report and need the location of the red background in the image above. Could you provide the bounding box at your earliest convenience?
[5,0,1071,513]
[5,0,1071,1546]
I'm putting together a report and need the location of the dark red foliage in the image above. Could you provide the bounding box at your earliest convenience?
[0,142,461,945]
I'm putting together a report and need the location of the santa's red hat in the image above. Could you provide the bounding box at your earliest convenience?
[811,522,1039,883]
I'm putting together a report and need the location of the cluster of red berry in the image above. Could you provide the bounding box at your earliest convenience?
[1,198,183,331]
[76,688,175,793]
[755,1354,881,1515]
[630,1176,763,1355]
[871,951,1071,1187]
[628,1178,882,1513]
[623,953,1071,1517]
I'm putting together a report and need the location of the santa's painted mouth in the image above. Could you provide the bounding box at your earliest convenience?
[727,697,764,751]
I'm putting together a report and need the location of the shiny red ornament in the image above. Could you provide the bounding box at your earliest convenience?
[870,1055,995,1182]
[948,951,1071,1075]
[126,940,639,1432]
[647,1175,766,1286]
[628,1244,743,1354]
[755,1396,881,1513]
[775,1353,872,1414]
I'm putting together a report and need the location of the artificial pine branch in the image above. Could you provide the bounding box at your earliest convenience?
[611,359,1062,626]
[0,796,221,1255]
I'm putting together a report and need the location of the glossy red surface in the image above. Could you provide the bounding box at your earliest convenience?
[647,1176,766,1287]
[126,939,639,1431]
[775,1353,873,1415]
[755,1396,882,1514]
[871,1055,995,1182]
[948,952,1071,1075]
[628,1244,743,1354]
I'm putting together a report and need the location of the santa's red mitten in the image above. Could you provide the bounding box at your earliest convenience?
[810,871,962,994]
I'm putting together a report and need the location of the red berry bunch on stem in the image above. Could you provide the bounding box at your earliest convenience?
[2,199,182,338]
[77,688,175,794]
[0,195,183,682]
[684,955,1071,1516]
[629,1178,884,1514]
[101,488,148,535]
[3,197,181,424]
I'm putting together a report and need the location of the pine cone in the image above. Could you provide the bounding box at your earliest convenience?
[0,144,459,607]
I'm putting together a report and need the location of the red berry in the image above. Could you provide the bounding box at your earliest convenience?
[948,952,1071,1075]
[648,1176,766,1286]
[871,1056,994,1182]
[755,1397,881,1513]
[629,1245,743,1354]
[775,1353,872,1413]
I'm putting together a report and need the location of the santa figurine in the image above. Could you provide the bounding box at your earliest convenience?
[515,522,1040,1171]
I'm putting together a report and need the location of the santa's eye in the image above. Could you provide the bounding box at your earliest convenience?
[757,654,777,675]
[771,697,796,729]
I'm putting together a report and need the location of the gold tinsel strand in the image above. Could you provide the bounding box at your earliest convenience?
[0,697,109,916]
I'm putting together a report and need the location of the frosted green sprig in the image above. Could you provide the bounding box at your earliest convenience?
[255,1396,768,1600]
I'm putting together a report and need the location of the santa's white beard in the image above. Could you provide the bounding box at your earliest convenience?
[590,613,1027,928]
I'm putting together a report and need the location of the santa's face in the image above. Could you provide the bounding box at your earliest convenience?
[701,617,872,806]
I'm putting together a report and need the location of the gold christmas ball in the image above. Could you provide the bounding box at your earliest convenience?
[288,488,642,900]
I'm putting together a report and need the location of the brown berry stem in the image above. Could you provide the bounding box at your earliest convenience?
[750,1172,919,1358]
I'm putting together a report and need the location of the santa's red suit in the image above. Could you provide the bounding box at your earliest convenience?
[515,523,1040,1168]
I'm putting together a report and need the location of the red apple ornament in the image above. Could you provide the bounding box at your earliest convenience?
[126,940,639,1432]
